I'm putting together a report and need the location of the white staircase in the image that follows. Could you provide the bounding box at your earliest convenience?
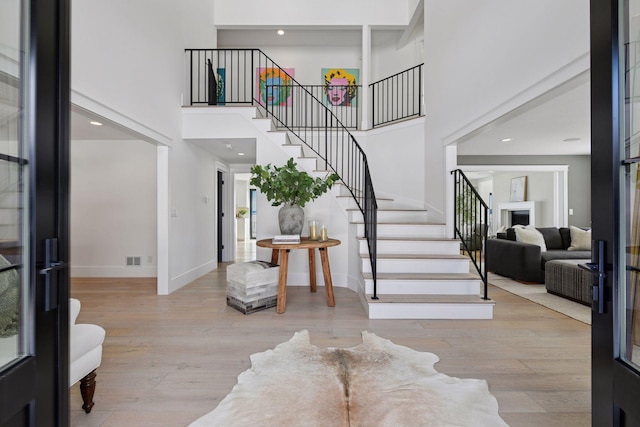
[341,190,494,319]
[251,110,494,320]
[186,106,495,320]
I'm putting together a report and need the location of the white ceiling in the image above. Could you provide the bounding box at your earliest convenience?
[71,106,257,164]
[71,27,591,165]
[456,72,590,157]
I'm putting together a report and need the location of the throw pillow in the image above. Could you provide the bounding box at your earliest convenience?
[536,227,564,250]
[515,227,547,252]
[568,226,592,251]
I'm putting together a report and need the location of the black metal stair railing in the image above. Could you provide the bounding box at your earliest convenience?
[370,63,423,128]
[185,48,379,298]
[451,169,489,300]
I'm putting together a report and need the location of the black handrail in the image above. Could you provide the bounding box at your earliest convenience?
[370,63,423,128]
[267,84,360,130]
[185,48,378,298]
[451,169,489,300]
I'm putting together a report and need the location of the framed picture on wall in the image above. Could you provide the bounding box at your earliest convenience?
[510,176,527,202]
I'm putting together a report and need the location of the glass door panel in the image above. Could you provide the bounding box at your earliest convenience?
[0,0,30,371]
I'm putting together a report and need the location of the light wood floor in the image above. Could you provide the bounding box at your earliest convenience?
[69,259,591,426]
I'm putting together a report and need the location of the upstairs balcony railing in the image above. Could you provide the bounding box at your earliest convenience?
[185,48,379,298]
[370,63,423,128]
[451,169,489,301]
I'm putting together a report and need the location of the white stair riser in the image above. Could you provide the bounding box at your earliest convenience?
[359,239,459,256]
[296,158,318,173]
[348,209,428,223]
[357,223,446,239]
[337,197,394,211]
[333,183,357,197]
[266,131,288,145]
[365,279,481,295]
[251,118,273,132]
[367,302,494,320]
[361,258,469,274]
[280,145,303,159]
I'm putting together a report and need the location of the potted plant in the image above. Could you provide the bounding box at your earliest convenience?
[250,158,340,234]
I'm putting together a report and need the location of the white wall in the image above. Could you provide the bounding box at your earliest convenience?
[371,36,424,82]
[356,119,426,208]
[214,0,410,26]
[491,172,555,228]
[72,0,220,293]
[250,45,363,87]
[424,0,589,225]
[72,0,184,140]
[70,140,157,277]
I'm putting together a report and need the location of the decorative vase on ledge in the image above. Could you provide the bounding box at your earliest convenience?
[250,158,340,236]
[278,205,304,235]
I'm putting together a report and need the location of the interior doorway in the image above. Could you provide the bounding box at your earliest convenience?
[217,170,224,262]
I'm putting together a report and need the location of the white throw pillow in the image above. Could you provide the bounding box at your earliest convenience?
[514,227,547,252]
[568,226,591,251]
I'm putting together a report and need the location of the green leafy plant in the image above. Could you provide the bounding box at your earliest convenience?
[250,158,341,208]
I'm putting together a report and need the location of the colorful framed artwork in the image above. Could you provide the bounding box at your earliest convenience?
[321,68,359,107]
[256,67,294,106]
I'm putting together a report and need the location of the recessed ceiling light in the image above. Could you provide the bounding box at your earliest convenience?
[225,144,233,150]
[277,29,285,35]
[500,138,512,142]
[238,152,245,156]
[563,137,582,142]
[89,121,102,126]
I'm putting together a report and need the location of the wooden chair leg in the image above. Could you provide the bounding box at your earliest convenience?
[79,370,97,413]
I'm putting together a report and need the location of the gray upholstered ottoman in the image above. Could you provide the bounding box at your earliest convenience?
[226,261,280,314]
[544,259,592,306]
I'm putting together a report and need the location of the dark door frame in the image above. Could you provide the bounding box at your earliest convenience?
[0,0,71,424]
[591,0,640,425]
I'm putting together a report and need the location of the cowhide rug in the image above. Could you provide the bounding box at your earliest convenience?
[189,330,509,427]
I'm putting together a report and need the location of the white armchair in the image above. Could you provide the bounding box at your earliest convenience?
[69,298,106,413]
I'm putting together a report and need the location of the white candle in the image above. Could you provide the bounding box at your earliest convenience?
[309,220,318,240]
[320,224,328,241]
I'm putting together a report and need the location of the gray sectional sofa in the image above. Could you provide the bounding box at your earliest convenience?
[486,227,591,283]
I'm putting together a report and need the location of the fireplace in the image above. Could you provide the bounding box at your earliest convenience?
[511,210,530,226]
[497,201,536,228]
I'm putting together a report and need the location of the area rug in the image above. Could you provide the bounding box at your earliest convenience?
[488,273,591,325]
[189,330,509,427]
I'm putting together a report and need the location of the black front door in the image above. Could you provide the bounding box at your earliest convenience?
[591,0,640,425]
[0,0,70,425]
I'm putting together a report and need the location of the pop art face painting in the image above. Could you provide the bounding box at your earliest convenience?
[256,68,294,106]
[322,68,359,107]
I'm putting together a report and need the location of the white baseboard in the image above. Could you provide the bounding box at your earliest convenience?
[71,266,157,278]
[167,259,217,295]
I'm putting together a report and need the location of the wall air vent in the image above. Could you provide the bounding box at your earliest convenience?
[126,256,141,266]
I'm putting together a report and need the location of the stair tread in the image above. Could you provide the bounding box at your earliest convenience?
[336,195,394,201]
[346,208,427,212]
[366,294,494,304]
[363,272,480,280]
[362,253,469,260]
[353,221,445,225]
[359,236,456,242]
